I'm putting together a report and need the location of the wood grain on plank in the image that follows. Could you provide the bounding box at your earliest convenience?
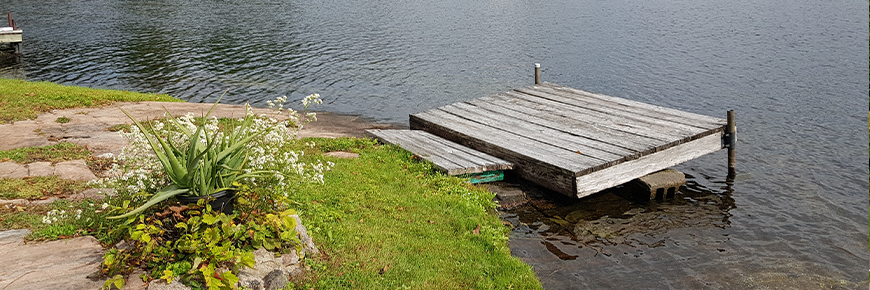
[411,113,579,194]
[366,129,512,175]
[574,132,723,198]
[539,83,726,128]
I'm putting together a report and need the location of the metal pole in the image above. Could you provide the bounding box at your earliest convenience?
[726,110,736,178]
[534,63,541,85]
[7,13,12,28]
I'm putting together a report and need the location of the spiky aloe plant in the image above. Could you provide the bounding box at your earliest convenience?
[109,98,271,219]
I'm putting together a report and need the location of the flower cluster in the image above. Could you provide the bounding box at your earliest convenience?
[42,209,82,224]
[90,94,332,201]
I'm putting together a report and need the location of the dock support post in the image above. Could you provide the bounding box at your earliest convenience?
[534,63,541,85]
[726,110,736,178]
[7,13,11,28]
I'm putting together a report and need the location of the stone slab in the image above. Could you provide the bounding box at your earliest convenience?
[323,151,359,159]
[55,159,98,181]
[0,161,27,178]
[0,102,399,156]
[0,233,105,290]
[26,161,55,177]
[489,183,528,210]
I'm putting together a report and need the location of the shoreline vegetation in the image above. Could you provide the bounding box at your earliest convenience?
[0,79,542,289]
[0,78,182,124]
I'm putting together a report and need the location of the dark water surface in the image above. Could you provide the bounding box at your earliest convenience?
[3,0,868,288]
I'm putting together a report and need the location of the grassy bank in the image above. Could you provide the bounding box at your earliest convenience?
[0,78,180,123]
[290,138,540,289]
[0,80,542,289]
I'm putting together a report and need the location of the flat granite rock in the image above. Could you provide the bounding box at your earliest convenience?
[323,151,359,159]
[0,231,105,290]
[0,162,27,178]
[0,102,398,155]
[26,161,55,177]
[55,159,98,181]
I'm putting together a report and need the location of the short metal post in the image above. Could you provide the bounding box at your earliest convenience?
[726,110,736,178]
[534,63,541,85]
[7,13,11,28]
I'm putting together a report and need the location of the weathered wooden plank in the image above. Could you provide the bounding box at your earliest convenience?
[574,132,723,198]
[504,91,691,140]
[487,92,692,143]
[370,130,489,174]
[513,87,712,138]
[396,130,496,174]
[408,131,514,171]
[367,130,468,175]
[468,94,666,153]
[0,31,22,43]
[536,83,726,129]
[366,129,512,175]
[442,102,629,163]
[489,92,725,155]
[411,112,579,194]
[414,109,600,171]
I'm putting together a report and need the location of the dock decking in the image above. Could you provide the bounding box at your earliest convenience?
[0,28,21,43]
[366,129,513,183]
[410,82,728,198]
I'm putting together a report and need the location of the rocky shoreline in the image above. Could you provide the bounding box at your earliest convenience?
[0,102,397,290]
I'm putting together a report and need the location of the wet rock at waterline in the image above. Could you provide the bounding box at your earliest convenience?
[488,183,528,210]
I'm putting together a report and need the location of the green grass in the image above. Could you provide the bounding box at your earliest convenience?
[286,138,542,289]
[0,78,181,123]
[0,142,114,174]
[0,209,44,230]
[0,176,89,200]
[0,199,122,243]
[0,142,93,164]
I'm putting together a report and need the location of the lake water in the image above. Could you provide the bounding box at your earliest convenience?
[2,0,868,288]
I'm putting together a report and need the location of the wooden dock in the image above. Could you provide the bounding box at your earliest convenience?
[1,13,22,54]
[410,82,729,198]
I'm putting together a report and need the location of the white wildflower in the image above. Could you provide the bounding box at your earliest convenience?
[301,94,322,107]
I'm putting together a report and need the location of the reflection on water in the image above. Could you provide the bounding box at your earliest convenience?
[502,173,735,255]
[0,47,23,79]
[500,173,862,289]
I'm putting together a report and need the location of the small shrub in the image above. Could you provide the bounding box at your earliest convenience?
[91,94,330,288]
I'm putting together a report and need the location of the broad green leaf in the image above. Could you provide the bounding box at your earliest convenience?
[108,186,189,219]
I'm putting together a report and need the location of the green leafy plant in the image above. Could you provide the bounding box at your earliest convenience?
[89,94,334,288]
[109,97,272,219]
[100,198,303,289]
